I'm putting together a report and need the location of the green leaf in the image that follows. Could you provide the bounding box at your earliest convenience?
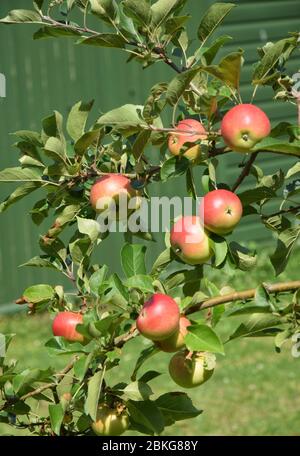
[49,404,64,435]
[164,15,190,36]
[67,100,94,142]
[185,324,224,354]
[89,0,117,22]
[131,346,159,381]
[211,235,228,267]
[0,9,42,23]
[160,156,190,181]
[34,26,81,40]
[127,400,164,435]
[186,167,197,199]
[139,370,162,383]
[238,186,275,205]
[253,137,300,156]
[74,129,101,157]
[121,243,146,277]
[156,392,202,423]
[0,167,42,182]
[165,268,202,291]
[23,284,54,303]
[125,275,154,293]
[198,3,236,44]
[255,285,271,308]
[77,33,127,48]
[85,370,105,421]
[77,217,99,242]
[123,0,152,28]
[132,130,152,160]
[271,227,300,275]
[166,66,200,106]
[0,182,40,213]
[151,0,181,28]
[44,137,67,163]
[151,248,175,274]
[74,352,94,382]
[203,35,232,65]
[97,104,147,134]
[89,266,109,296]
[228,242,257,271]
[206,51,243,90]
[286,162,300,179]
[20,256,59,270]
[228,313,283,341]
[122,381,153,401]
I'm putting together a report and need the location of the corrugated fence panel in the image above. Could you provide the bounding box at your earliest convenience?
[0,0,299,308]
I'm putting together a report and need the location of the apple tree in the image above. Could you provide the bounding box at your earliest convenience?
[0,0,300,436]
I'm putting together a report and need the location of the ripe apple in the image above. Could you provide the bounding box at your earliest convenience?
[169,351,215,388]
[89,174,140,215]
[200,189,243,235]
[91,404,129,436]
[168,119,206,160]
[170,215,212,265]
[221,103,271,152]
[136,293,180,341]
[52,311,84,342]
[156,315,191,353]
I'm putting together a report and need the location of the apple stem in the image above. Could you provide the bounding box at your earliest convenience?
[231,152,259,192]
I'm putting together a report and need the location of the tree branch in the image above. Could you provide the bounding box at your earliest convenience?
[231,152,259,192]
[185,280,300,315]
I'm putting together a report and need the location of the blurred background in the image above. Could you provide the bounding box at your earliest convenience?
[0,0,300,436]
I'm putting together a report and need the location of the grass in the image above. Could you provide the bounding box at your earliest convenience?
[0,248,300,436]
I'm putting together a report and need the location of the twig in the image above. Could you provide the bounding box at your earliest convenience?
[231,152,259,192]
[185,280,300,315]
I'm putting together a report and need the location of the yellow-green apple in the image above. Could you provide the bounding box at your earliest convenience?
[91,404,129,436]
[170,215,212,265]
[168,119,206,160]
[52,311,84,342]
[156,315,191,353]
[136,293,180,341]
[200,189,243,235]
[169,351,215,388]
[221,104,271,152]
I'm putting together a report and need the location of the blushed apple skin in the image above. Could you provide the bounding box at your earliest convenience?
[156,316,191,353]
[136,293,180,341]
[168,119,206,160]
[52,311,84,342]
[89,174,138,212]
[200,189,243,235]
[170,216,212,265]
[221,104,271,152]
[169,351,214,388]
[91,405,129,436]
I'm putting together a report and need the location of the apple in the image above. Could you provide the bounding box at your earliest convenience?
[136,293,180,341]
[200,189,243,235]
[89,174,140,215]
[168,119,206,160]
[156,315,191,353]
[52,311,84,342]
[170,215,212,265]
[169,351,215,388]
[221,104,271,152]
[91,404,129,436]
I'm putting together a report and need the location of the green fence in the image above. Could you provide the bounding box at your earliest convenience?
[0,0,299,310]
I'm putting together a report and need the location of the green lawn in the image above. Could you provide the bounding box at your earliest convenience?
[1,248,300,436]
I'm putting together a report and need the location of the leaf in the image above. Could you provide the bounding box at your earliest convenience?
[85,370,105,421]
[97,104,147,134]
[0,9,42,23]
[77,34,127,48]
[238,186,275,206]
[255,285,270,308]
[211,235,228,267]
[139,370,162,383]
[121,243,146,277]
[151,0,181,28]
[271,227,300,275]
[203,35,232,65]
[0,182,40,213]
[49,404,64,435]
[125,275,154,293]
[122,381,153,401]
[165,268,202,291]
[89,0,117,22]
[0,167,42,182]
[89,266,109,296]
[151,248,175,274]
[77,217,99,242]
[74,129,101,157]
[34,26,81,40]
[166,66,200,106]
[160,156,190,181]
[123,0,152,28]
[228,313,283,341]
[44,137,67,163]
[286,162,300,179]
[132,130,152,160]
[197,3,236,44]
[156,392,202,423]
[206,51,243,90]
[20,256,59,270]
[23,284,54,304]
[131,346,159,381]
[67,100,94,142]
[185,324,224,354]
[186,167,197,199]
[228,242,257,271]
[74,352,94,382]
[127,400,164,435]
[253,137,300,156]
[253,37,297,85]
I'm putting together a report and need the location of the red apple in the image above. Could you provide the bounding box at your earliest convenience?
[169,351,215,388]
[170,216,212,265]
[200,189,243,235]
[136,293,180,341]
[221,104,271,152]
[156,315,191,353]
[52,311,84,342]
[89,174,140,214]
[91,404,129,436]
[168,119,206,160]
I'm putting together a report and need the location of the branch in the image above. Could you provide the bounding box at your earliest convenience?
[185,280,300,315]
[231,152,259,192]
